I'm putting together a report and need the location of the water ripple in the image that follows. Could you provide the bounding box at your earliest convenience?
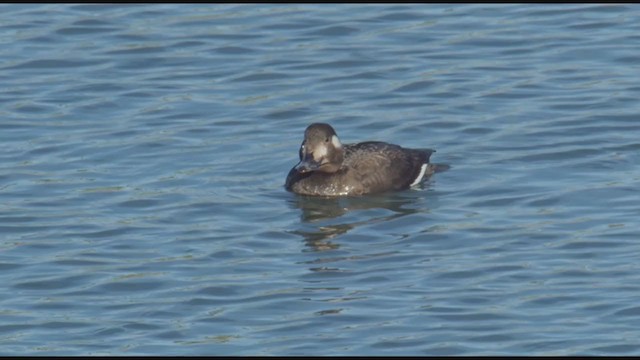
[1,3,639,356]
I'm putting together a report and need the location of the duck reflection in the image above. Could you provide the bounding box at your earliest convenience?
[286,190,429,252]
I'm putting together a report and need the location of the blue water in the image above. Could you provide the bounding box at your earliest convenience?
[1,4,640,355]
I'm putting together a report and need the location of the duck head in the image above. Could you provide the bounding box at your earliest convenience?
[295,123,344,174]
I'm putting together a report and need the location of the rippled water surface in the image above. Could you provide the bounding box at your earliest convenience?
[1,4,640,355]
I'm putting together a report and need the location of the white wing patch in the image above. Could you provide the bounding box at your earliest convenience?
[410,163,427,187]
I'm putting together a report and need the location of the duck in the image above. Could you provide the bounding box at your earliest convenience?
[285,123,438,196]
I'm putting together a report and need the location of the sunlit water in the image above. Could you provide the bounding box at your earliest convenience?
[1,4,640,355]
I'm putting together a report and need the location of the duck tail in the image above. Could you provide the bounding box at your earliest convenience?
[428,163,450,173]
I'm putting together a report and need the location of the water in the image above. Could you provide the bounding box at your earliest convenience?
[1,4,639,355]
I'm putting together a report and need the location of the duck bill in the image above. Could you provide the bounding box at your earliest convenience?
[295,158,321,173]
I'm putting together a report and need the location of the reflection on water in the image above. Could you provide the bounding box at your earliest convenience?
[286,185,434,252]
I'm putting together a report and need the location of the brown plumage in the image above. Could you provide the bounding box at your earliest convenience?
[285,123,437,196]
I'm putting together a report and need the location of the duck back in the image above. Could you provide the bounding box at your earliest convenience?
[286,141,434,196]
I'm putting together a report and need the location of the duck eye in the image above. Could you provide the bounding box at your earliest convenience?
[325,137,329,143]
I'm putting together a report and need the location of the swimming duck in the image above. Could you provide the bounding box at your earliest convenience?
[285,123,437,196]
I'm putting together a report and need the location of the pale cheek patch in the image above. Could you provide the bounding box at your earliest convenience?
[332,135,342,148]
[313,144,327,161]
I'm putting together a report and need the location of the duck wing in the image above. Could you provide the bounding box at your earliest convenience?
[344,142,433,192]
